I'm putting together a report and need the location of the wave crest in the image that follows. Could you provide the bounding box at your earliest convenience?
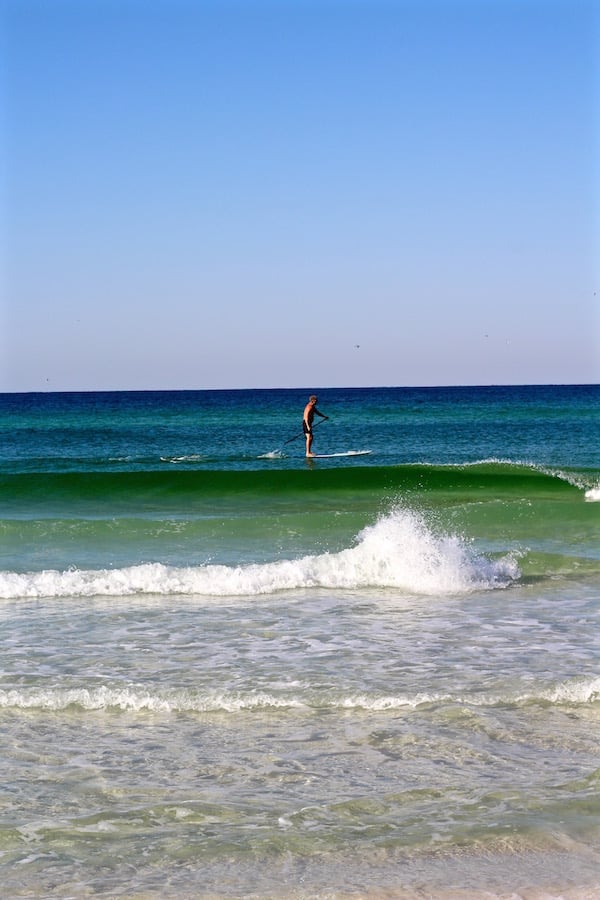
[0,509,519,600]
[1,675,597,714]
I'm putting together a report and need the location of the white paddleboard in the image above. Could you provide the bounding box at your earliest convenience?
[308,450,372,459]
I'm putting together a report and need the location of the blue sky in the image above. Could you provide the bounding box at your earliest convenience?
[2,0,598,391]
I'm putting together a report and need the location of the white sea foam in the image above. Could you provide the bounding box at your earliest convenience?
[160,454,205,463]
[0,686,304,713]
[0,509,519,601]
[1,675,597,714]
[535,675,600,705]
[0,686,444,713]
[257,450,285,459]
[585,486,600,502]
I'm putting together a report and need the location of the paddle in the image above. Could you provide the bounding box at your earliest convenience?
[265,417,328,456]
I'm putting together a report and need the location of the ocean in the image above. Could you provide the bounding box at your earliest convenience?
[1,384,599,898]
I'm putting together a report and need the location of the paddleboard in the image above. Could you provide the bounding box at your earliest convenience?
[308,450,372,459]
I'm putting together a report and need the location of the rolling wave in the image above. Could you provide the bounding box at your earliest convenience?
[0,460,592,507]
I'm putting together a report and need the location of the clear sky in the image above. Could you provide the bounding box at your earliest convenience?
[2,0,599,392]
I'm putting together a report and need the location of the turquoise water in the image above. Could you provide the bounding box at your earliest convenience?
[0,385,599,897]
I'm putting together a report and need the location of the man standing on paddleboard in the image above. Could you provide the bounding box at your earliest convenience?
[303,395,328,457]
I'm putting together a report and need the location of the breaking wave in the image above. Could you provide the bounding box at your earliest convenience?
[0,508,519,600]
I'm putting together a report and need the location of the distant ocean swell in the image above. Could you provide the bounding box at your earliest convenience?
[1,675,598,713]
[0,509,519,599]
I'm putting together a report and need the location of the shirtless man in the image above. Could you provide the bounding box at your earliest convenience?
[303,395,328,457]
